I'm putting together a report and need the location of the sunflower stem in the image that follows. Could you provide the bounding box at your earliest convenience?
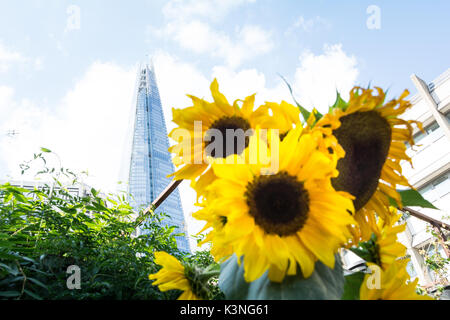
[198,270,221,281]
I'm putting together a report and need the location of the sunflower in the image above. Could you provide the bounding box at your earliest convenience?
[257,100,301,140]
[371,208,407,269]
[260,101,345,171]
[348,208,407,269]
[149,251,202,300]
[304,110,346,167]
[347,208,379,246]
[199,127,355,282]
[313,87,422,240]
[192,201,233,261]
[168,79,280,197]
[360,260,433,300]
[258,101,345,165]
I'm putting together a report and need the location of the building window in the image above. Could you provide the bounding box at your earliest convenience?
[411,121,440,145]
[418,172,450,203]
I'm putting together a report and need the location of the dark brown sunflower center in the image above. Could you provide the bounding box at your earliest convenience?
[331,111,392,211]
[245,171,309,236]
[205,115,251,158]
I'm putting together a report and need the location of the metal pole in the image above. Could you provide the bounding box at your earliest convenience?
[134,179,183,228]
[402,206,450,258]
[402,207,450,232]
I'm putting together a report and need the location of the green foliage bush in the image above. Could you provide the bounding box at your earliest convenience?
[0,152,218,300]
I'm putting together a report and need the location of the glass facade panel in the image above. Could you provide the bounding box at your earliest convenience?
[128,63,190,252]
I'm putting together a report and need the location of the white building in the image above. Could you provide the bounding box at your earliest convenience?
[0,179,94,198]
[398,69,450,289]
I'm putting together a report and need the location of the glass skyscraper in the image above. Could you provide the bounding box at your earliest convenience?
[128,62,190,252]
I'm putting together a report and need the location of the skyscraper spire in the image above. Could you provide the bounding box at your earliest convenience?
[148,55,155,72]
[128,62,190,252]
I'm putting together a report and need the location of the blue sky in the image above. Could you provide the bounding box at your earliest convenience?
[1,0,449,106]
[1,0,449,246]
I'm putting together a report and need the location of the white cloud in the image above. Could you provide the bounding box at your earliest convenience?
[0,42,27,72]
[150,0,272,68]
[287,15,331,34]
[0,86,54,178]
[170,20,216,54]
[153,52,289,146]
[293,43,359,114]
[228,25,274,67]
[163,43,358,118]
[166,21,273,68]
[162,0,256,22]
[210,66,287,105]
[0,86,15,108]
[0,62,136,193]
[33,57,44,71]
[0,41,44,72]
[153,52,211,133]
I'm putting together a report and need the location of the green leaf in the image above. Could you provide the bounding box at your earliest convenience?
[0,240,14,248]
[91,188,98,197]
[330,91,348,111]
[349,247,373,263]
[349,233,380,265]
[0,291,21,297]
[219,254,344,300]
[278,74,312,123]
[40,147,52,153]
[19,256,37,264]
[84,221,102,231]
[24,289,43,300]
[28,277,48,290]
[3,192,13,203]
[389,189,438,209]
[341,272,365,300]
[12,192,28,203]
[0,252,17,260]
[0,263,19,276]
[1,185,29,194]
[58,206,77,214]
[308,108,324,126]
